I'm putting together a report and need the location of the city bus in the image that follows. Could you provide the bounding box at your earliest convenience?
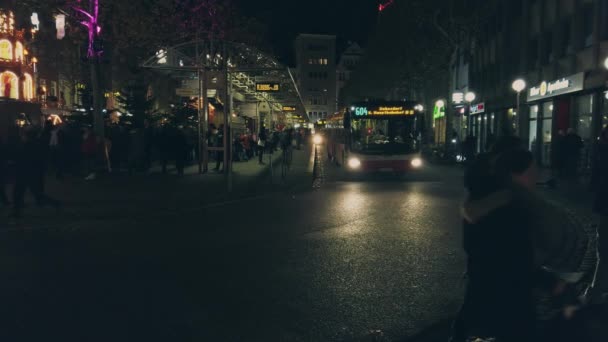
[323,101,424,173]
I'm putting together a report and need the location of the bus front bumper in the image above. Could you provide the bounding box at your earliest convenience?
[346,157,423,172]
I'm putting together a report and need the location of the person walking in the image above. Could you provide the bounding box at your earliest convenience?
[158,124,173,175]
[451,140,567,342]
[174,126,188,176]
[82,127,98,180]
[214,124,224,172]
[0,137,9,207]
[246,131,254,160]
[127,127,145,175]
[258,128,267,165]
[295,129,303,150]
[143,119,154,171]
[12,128,61,218]
[462,135,477,165]
[49,123,65,179]
[564,128,583,179]
[554,130,567,178]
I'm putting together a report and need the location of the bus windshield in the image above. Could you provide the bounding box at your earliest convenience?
[351,118,419,155]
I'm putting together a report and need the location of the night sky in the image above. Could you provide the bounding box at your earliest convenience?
[235,0,378,65]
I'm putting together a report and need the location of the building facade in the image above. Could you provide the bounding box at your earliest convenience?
[337,41,364,107]
[0,9,36,102]
[294,34,337,123]
[463,0,608,172]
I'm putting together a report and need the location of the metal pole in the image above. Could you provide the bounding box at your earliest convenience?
[269,102,273,183]
[516,91,521,136]
[90,58,104,138]
[223,44,231,192]
[202,68,209,173]
[228,71,233,192]
[197,68,203,174]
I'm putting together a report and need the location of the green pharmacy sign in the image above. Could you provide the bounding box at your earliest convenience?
[433,104,445,119]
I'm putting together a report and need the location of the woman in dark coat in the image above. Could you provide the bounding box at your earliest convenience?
[592,127,608,299]
[452,145,564,342]
[593,127,608,216]
[460,149,538,340]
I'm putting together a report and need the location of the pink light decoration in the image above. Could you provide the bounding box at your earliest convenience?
[70,0,102,58]
[378,0,395,12]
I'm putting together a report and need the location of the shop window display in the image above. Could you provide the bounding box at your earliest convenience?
[541,102,553,167]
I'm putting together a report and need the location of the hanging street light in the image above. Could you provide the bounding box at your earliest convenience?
[465,91,476,103]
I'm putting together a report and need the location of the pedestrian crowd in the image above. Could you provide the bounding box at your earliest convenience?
[0,116,310,218]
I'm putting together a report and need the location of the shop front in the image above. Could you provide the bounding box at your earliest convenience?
[467,102,497,152]
[433,102,446,144]
[526,73,585,168]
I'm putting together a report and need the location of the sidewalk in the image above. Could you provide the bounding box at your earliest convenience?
[1,144,315,231]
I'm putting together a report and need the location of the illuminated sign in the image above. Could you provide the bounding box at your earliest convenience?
[370,106,414,115]
[354,106,414,116]
[527,73,584,101]
[433,105,445,119]
[55,14,65,40]
[354,106,368,116]
[256,83,280,92]
[469,102,485,115]
[452,92,464,104]
[282,106,296,111]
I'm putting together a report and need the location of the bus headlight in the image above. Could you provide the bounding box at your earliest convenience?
[348,157,361,169]
[313,134,323,145]
[411,158,423,168]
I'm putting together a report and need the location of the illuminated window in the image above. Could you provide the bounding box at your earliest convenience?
[1,71,19,99]
[0,39,12,60]
[23,73,33,100]
[15,41,23,62]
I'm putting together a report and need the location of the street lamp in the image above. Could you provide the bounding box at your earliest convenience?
[604,57,608,70]
[465,91,476,103]
[435,99,445,108]
[512,78,526,115]
[512,79,526,93]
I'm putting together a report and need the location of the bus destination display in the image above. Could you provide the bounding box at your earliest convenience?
[354,105,415,116]
[256,83,280,92]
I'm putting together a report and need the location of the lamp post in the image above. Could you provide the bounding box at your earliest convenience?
[512,79,526,114]
[462,91,476,141]
[465,91,476,104]
[512,79,526,135]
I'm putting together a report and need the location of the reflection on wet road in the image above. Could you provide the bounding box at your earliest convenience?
[0,164,466,341]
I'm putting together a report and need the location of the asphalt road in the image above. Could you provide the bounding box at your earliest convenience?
[0,160,467,341]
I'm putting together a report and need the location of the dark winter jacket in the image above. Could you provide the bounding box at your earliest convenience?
[461,188,538,340]
[593,139,608,215]
[463,182,586,341]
